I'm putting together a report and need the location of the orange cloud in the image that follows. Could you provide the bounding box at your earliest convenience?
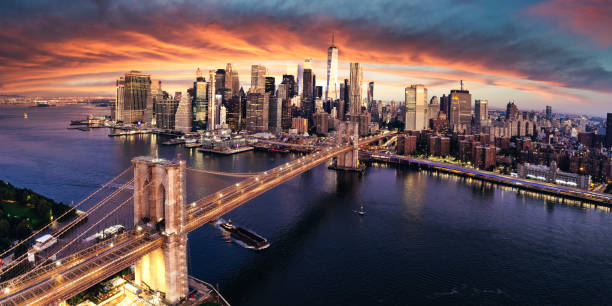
[0,17,606,111]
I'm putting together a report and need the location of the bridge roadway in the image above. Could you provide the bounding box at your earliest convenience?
[0,133,390,305]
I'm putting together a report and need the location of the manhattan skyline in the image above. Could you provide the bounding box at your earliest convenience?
[0,0,611,115]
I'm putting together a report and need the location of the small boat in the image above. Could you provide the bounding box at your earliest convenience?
[24,113,28,119]
[357,205,365,216]
[220,219,235,231]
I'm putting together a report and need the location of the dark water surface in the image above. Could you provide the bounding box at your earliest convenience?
[1,104,611,305]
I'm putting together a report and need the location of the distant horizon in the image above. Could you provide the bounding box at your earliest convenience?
[1,92,607,119]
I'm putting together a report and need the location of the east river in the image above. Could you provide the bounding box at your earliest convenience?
[1,104,612,305]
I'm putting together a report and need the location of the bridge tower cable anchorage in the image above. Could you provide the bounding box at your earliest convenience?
[0,166,133,261]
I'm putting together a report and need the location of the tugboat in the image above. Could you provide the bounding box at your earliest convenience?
[220,219,270,250]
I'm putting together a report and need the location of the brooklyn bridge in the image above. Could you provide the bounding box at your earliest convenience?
[0,125,392,305]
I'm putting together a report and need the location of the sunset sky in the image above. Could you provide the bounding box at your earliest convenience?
[0,0,610,114]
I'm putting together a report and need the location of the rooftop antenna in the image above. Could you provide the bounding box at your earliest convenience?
[460,80,463,91]
[332,32,335,45]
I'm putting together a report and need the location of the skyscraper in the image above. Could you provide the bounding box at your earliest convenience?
[175,94,192,133]
[302,68,314,116]
[474,99,488,126]
[367,82,374,107]
[155,94,178,130]
[268,97,282,133]
[440,94,449,116]
[226,95,241,131]
[250,65,267,93]
[449,88,472,131]
[246,92,269,133]
[225,63,233,95]
[506,102,519,120]
[349,63,363,118]
[207,70,216,130]
[281,75,296,98]
[606,113,612,148]
[546,105,552,120]
[297,63,303,96]
[113,77,124,122]
[404,84,428,131]
[265,77,275,97]
[230,65,240,97]
[325,35,339,100]
[116,71,152,124]
[149,80,162,126]
[340,78,350,120]
[192,68,208,130]
[215,69,226,95]
[428,96,440,122]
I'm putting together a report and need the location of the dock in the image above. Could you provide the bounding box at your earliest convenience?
[184,143,202,148]
[108,130,152,137]
[197,146,254,155]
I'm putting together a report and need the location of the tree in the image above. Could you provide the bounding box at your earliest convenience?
[15,219,31,240]
[0,219,9,238]
[36,198,51,220]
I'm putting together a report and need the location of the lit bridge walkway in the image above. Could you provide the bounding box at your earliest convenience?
[0,133,392,305]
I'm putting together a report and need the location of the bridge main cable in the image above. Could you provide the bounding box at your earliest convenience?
[0,177,136,280]
[1,179,152,295]
[186,167,262,178]
[0,166,134,261]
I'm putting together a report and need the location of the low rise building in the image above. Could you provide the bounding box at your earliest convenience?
[517,161,591,189]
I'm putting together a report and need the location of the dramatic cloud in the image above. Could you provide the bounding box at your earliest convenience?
[0,0,610,113]
[529,0,612,47]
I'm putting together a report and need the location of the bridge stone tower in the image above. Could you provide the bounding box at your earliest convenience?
[132,156,188,304]
[334,121,362,170]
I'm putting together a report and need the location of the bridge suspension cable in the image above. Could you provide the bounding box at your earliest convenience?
[0,172,134,278]
[186,167,261,178]
[0,166,133,260]
[1,179,151,291]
